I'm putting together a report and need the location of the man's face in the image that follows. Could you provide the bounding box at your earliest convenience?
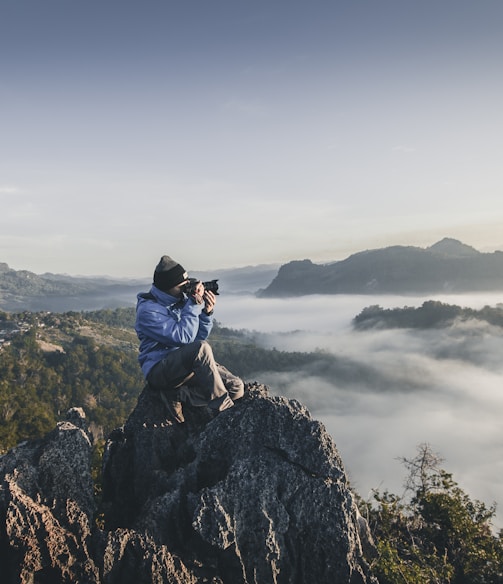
[167,279,188,298]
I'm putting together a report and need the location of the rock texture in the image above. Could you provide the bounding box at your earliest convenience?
[0,407,100,583]
[0,385,378,583]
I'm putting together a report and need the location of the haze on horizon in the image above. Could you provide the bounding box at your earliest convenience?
[216,292,503,530]
[1,0,502,277]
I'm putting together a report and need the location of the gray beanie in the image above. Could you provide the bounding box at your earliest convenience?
[153,256,188,292]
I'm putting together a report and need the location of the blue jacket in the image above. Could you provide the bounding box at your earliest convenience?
[135,285,213,379]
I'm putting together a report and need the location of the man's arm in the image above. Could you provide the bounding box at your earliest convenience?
[138,301,203,347]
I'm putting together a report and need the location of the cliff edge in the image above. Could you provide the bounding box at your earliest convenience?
[0,384,377,583]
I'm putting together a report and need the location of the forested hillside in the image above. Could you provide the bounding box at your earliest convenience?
[353,300,503,330]
[0,310,141,450]
[0,308,336,451]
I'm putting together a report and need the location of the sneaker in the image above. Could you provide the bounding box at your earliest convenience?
[208,393,235,414]
[220,395,235,411]
[159,390,185,424]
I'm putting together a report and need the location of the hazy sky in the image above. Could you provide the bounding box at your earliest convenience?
[1,0,502,276]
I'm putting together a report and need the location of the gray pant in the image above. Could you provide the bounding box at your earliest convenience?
[147,341,244,411]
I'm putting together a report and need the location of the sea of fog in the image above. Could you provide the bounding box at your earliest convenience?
[215,292,503,528]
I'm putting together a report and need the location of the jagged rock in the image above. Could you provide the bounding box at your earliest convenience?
[0,386,378,583]
[0,407,99,583]
[102,383,377,583]
[99,528,200,584]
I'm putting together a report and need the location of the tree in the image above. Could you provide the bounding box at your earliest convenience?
[365,444,503,583]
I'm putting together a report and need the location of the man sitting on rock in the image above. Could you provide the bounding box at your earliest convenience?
[135,255,244,423]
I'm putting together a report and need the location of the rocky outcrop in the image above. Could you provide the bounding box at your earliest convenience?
[0,408,99,583]
[0,385,378,583]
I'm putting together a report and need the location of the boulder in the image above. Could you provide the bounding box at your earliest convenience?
[0,386,378,583]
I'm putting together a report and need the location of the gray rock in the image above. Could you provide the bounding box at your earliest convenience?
[0,385,378,583]
[102,383,377,583]
[0,408,99,583]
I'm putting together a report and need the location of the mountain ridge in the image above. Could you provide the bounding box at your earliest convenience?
[427,237,480,257]
[3,238,502,309]
[0,262,280,312]
[259,238,503,297]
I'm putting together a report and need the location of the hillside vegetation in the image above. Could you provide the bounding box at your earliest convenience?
[364,444,503,583]
[353,301,503,330]
[0,308,335,451]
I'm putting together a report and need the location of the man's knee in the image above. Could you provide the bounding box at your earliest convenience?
[180,340,210,369]
[194,340,215,362]
[228,378,245,400]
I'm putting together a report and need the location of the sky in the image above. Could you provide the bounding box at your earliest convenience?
[1,0,502,277]
[216,291,503,529]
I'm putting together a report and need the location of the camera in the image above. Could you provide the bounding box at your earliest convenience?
[183,278,219,296]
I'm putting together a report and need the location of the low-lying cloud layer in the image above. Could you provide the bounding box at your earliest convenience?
[217,292,503,528]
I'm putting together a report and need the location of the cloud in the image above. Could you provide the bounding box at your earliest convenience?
[0,185,22,195]
[216,292,503,528]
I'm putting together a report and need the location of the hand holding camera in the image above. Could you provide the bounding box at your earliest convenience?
[203,290,216,314]
[184,278,219,310]
[183,278,219,296]
[193,282,205,304]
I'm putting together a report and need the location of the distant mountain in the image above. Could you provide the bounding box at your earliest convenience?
[259,238,503,297]
[191,263,280,295]
[427,238,480,258]
[0,262,280,312]
[0,263,147,312]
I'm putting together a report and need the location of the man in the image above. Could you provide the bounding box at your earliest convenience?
[135,255,244,423]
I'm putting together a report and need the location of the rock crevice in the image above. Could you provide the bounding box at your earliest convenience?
[0,386,378,583]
